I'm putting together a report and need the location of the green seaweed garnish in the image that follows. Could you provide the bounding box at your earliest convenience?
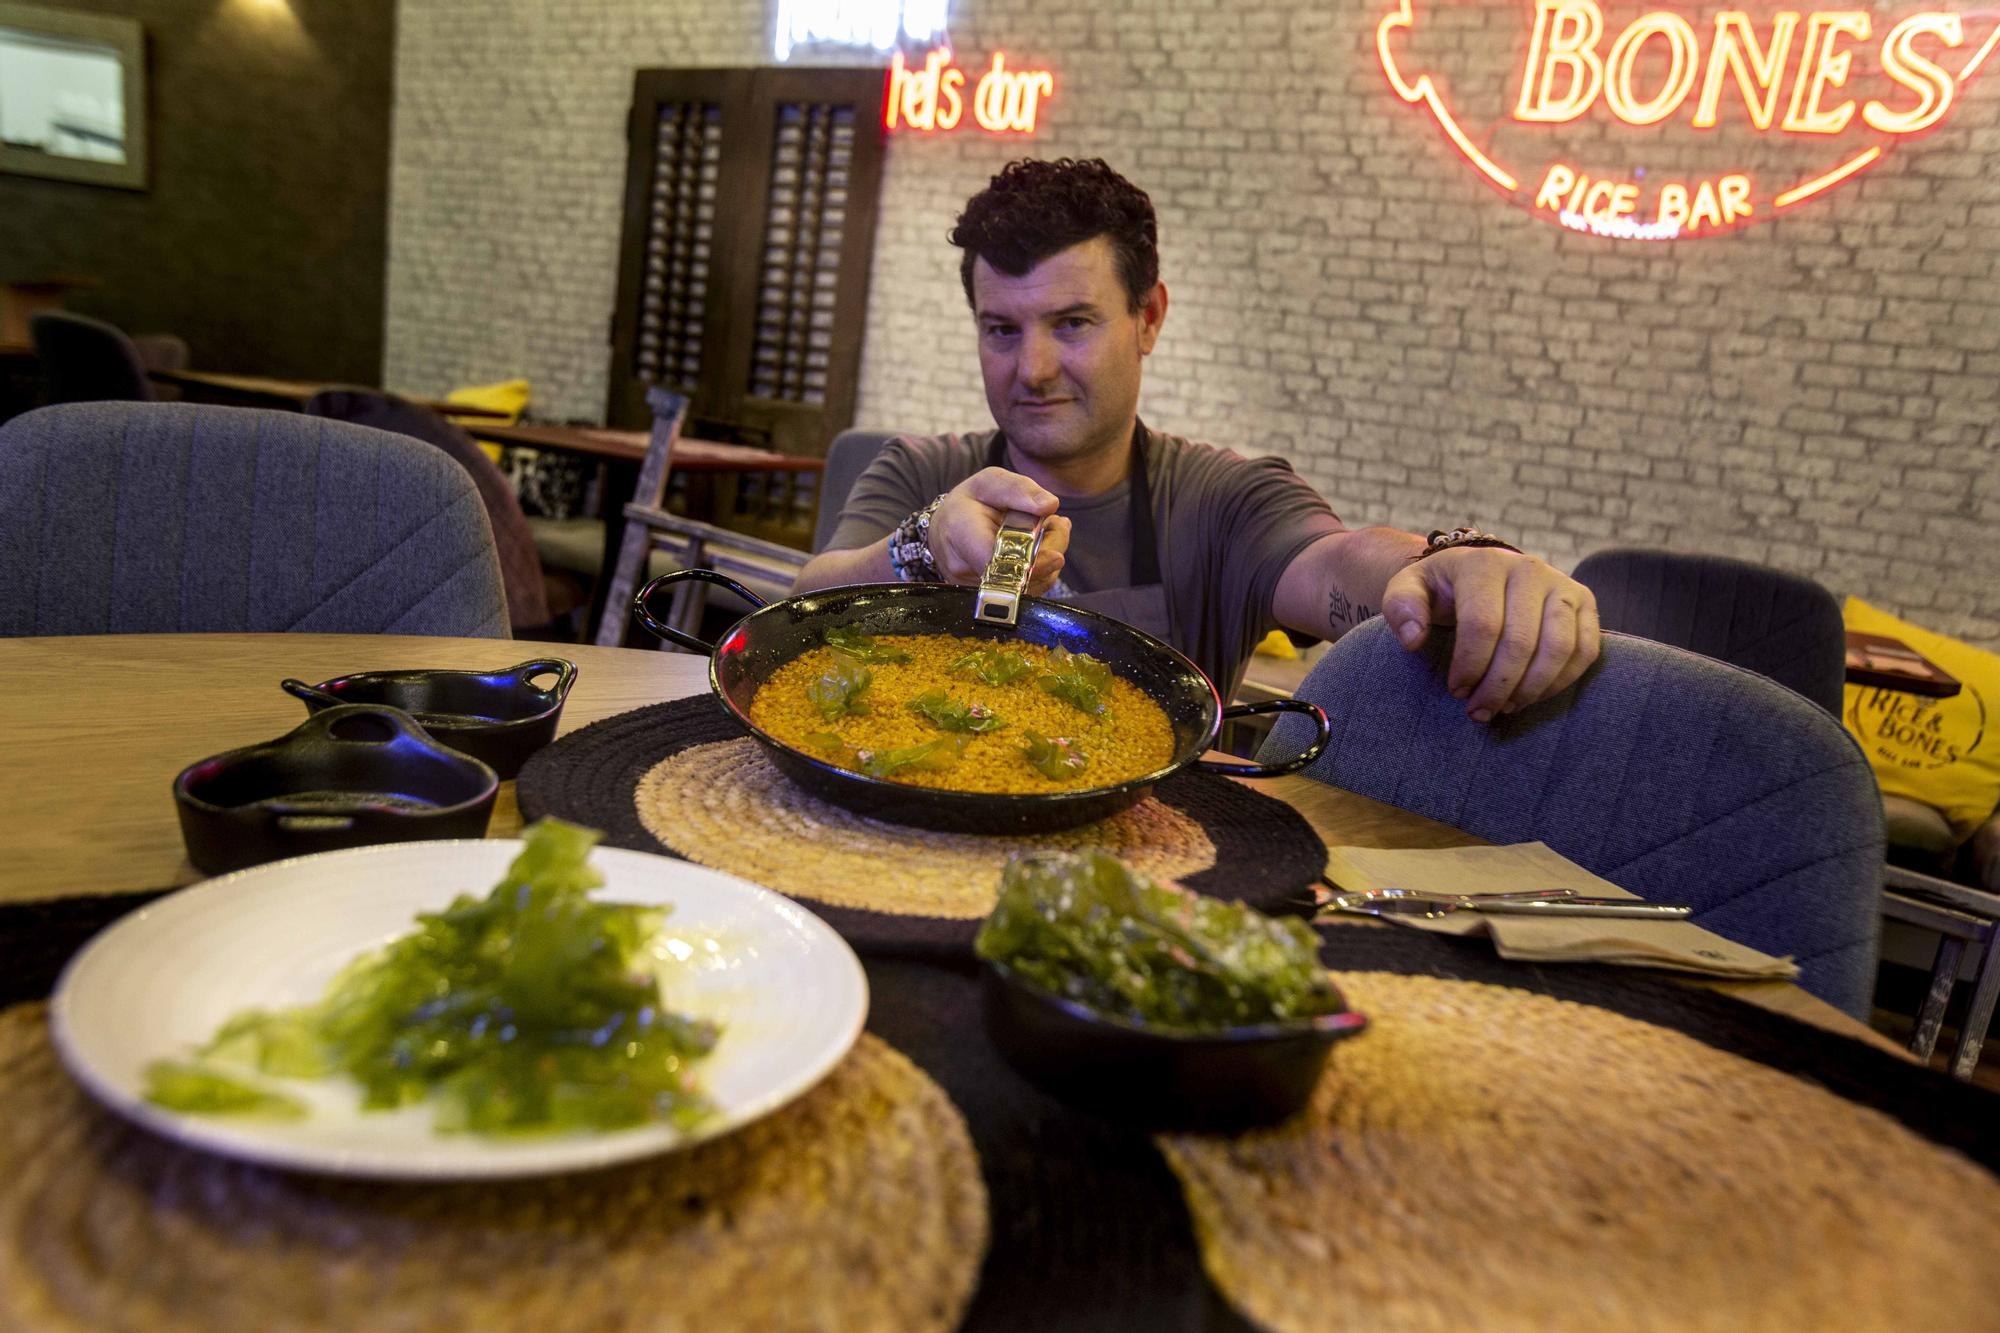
[145,819,720,1136]
[144,1062,309,1120]
[950,646,1035,686]
[1036,647,1113,717]
[909,688,1006,734]
[857,734,970,779]
[973,850,1346,1029]
[807,654,874,722]
[1021,729,1089,780]
[803,732,971,780]
[826,626,912,664]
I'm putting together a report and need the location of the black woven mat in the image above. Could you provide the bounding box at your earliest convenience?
[6,893,1997,1331]
[1315,922,2000,1172]
[515,694,1330,956]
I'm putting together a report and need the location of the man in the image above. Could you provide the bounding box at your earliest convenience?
[796,158,1599,718]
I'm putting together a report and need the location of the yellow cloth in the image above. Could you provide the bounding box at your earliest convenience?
[1841,597,2000,840]
[1253,629,1298,659]
[445,379,530,464]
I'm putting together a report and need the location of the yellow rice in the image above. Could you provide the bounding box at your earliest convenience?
[747,635,1177,794]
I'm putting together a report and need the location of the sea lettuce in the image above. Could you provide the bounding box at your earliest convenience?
[1035,648,1113,717]
[950,646,1035,687]
[974,850,1345,1029]
[807,654,874,722]
[145,819,720,1135]
[825,626,913,664]
[1021,730,1089,780]
[909,688,1007,734]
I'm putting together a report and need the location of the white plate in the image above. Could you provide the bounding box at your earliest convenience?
[49,840,869,1180]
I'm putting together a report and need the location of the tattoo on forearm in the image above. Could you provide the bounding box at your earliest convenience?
[1327,589,1377,637]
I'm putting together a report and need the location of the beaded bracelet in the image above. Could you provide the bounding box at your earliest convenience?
[1413,526,1520,561]
[888,495,945,582]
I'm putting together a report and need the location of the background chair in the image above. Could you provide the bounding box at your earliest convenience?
[1572,547,1847,714]
[30,311,155,406]
[0,401,508,637]
[304,388,584,638]
[812,428,900,554]
[1572,547,1999,1073]
[591,396,895,646]
[1259,620,1885,1017]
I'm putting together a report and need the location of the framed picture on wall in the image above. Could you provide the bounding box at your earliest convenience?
[0,2,147,190]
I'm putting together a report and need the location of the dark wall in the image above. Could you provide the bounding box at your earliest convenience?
[0,0,395,383]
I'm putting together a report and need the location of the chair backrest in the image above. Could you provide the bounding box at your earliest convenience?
[304,388,549,631]
[1260,620,1885,1016]
[1572,547,1846,715]
[812,429,899,554]
[30,311,154,405]
[0,401,508,638]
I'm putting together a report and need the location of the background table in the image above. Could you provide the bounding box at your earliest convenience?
[147,369,509,418]
[1846,628,1962,697]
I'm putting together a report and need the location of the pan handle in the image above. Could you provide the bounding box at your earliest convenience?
[632,569,769,653]
[1196,699,1331,778]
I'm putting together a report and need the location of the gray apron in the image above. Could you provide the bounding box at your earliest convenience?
[985,421,1174,646]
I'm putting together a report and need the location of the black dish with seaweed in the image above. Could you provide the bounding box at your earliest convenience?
[975,850,1367,1130]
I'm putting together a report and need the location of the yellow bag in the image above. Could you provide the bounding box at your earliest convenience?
[1841,597,2000,840]
[445,379,530,464]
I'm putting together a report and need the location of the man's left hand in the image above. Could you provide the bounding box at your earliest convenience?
[1379,549,1601,722]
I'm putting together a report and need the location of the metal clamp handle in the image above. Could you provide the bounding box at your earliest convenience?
[973,510,1047,628]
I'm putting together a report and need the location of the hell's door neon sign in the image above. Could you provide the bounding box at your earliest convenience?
[885,48,1054,134]
[1378,0,2000,239]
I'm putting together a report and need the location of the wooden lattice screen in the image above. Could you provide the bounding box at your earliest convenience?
[607,68,885,456]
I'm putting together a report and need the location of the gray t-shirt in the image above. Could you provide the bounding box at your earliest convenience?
[826,427,1345,695]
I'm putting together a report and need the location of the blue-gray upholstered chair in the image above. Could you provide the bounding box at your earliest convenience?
[0,401,509,638]
[303,387,583,637]
[1259,619,1884,1016]
[812,429,899,554]
[1572,547,1846,716]
[30,311,155,406]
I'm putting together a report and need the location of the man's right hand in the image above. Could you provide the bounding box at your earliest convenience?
[925,467,1072,595]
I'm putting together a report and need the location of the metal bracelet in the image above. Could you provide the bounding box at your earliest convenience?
[888,496,944,582]
[1414,526,1520,561]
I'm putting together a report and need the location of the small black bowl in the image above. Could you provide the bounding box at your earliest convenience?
[981,962,1368,1131]
[282,657,576,779]
[173,704,499,875]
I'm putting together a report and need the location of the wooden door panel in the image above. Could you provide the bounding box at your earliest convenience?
[608,66,884,458]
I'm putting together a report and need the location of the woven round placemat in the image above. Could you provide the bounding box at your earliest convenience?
[517,695,1328,952]
[1157,971,2000,1333]
[633,737,1217,919]
[0,1007,988,1333]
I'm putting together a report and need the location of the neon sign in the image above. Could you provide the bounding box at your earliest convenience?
[1377,0,2000,239]
[773,0,949,62]
[885,48,1054,134]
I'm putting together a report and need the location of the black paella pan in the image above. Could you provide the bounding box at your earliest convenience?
[632,569,1330,834]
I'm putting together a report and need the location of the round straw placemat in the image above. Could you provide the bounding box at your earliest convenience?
[518,695,1327,953]
[0,1008,987,1333]
[1157,970,2000,1333]
[632,737,1217,918]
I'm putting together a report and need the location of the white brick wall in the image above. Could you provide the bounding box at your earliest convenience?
[388,0,2000,646]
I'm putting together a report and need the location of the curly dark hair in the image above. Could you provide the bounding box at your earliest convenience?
[949,158,1159,312]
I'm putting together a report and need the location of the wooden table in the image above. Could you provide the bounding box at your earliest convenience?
[0,631,1894,1053]
[147,369,510,419]
[462,420,824,473]
[1846,628,1962,698]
